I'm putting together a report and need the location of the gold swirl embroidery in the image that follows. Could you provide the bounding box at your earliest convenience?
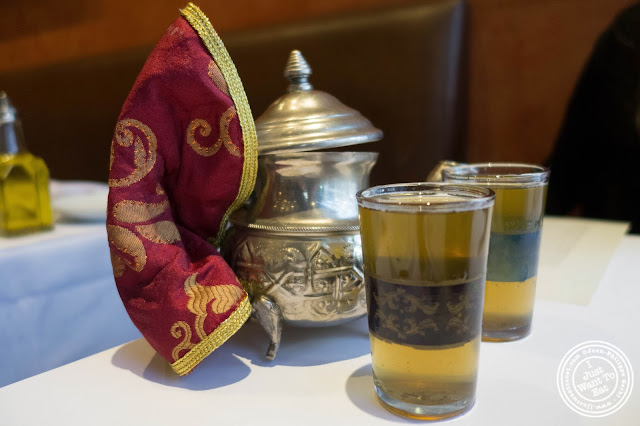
[113,199,169,223]
[108,197,183,276]
[208,60,229,95]
[136,221,181,244]
[171,321,196,362]
[183,273,245,341]
[107,224,147,272]
[187,118,212,154]
[109,119,157,188]
[110,251,126,278]
[156,184,165,195]
[170,296,250,376]
[187,106,241,158]
[181,4,259,246]
[107,195,184,276]
[181,3,258,247]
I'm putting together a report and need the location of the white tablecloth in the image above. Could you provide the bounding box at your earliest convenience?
[0,223,141,387]
[1,218,638,425]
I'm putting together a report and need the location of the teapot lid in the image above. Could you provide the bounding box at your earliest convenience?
[255,50,383,154]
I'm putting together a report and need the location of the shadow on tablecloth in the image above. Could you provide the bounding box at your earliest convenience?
[110,315,370,390]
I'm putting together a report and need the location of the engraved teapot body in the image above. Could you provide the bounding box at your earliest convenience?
[222,51,381,359]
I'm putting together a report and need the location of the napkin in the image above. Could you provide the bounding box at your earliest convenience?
[106,3,257,376]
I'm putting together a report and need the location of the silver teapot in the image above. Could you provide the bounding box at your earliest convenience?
[223,50,381,359]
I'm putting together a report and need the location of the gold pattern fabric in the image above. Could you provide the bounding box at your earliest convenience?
[186,106,240,158]
[107,224,147,272]
[107,3,256,376]
[110,251,126,278]
[181,2,258,246]
[109,195,177,275]
[180,273,246,341]
[171,321,196,361]
[136,221,182,244]
[112,199,169,223]
[170,295,251,375]
[109,119,158,188]
[208,60,230,95]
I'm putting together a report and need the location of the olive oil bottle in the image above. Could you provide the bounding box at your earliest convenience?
[0,91,52,235]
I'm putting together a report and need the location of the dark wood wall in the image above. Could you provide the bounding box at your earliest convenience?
[0,0,634,175]
[466,0,635,165]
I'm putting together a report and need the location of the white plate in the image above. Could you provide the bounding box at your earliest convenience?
[50,180,109,222]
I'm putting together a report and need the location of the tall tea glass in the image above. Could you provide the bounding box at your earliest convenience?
[356,183,494,420]
[442,163,549,342]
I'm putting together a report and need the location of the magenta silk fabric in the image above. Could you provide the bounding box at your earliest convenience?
[106,16,251,373]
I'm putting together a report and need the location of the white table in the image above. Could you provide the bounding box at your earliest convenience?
[1,218,638,425]
[0,223,141,387]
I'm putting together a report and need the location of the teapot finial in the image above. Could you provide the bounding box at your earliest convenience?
[284,50,312,92]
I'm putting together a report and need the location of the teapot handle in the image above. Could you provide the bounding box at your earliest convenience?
[426,160,464,182]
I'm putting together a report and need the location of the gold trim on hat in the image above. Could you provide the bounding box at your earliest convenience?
[170,294,251,376]
[181,3,258,247]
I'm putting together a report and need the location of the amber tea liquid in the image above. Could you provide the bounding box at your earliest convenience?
[358,189,492,420]
[482,184,547,341]
[441,163,550,342]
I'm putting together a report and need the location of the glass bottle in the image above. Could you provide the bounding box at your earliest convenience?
[0,91,52,235]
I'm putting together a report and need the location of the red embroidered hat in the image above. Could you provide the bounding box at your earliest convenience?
[106,3,257,376]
